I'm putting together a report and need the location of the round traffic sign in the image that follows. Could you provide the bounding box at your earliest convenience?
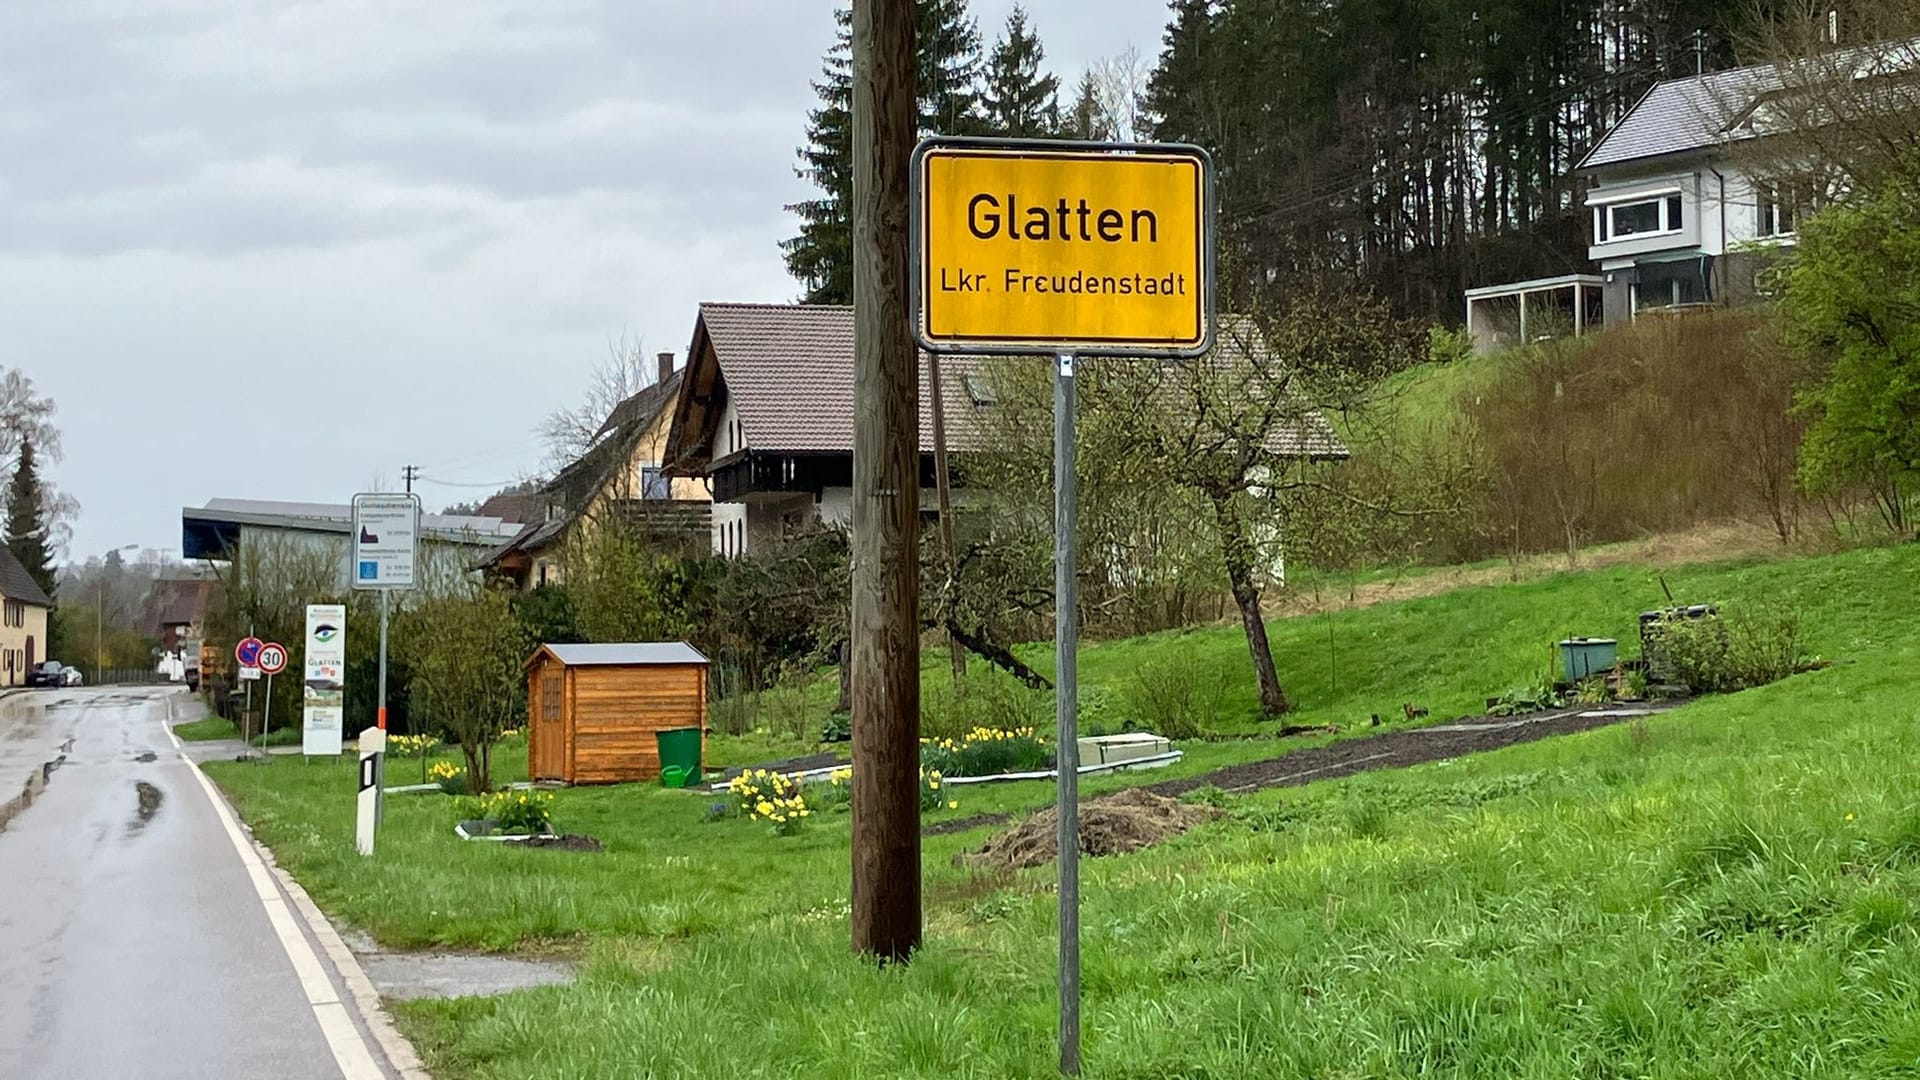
[236,636,264,668]
[256,642,289,676]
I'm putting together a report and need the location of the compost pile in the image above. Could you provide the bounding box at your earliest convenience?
[958,789,1217,871]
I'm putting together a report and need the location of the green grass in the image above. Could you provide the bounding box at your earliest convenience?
[208,542,1920,1078]
[172,715,239,741]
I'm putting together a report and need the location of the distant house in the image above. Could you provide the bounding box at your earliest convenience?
[0,547,51,686]
[1467,39,1911,349]
[661,303,1347,559]
[661,303,990,558]
[143,570,221,682]
[182,498,524,592]
[477,352,712,590]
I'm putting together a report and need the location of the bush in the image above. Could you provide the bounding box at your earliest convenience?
[428,760,467,794]
[819,712,851,743]
[466,790,554,835]
[388,734,441,758]
[920,726,1049,778]
[726,768,810,836]
[800,766,957,815]
[1650,604,1804,694]
[921,670,1050,743]
[1123,649,1227,739]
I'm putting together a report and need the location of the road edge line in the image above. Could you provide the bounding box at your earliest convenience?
[272,854,432,1079]
[179,751,390,1080]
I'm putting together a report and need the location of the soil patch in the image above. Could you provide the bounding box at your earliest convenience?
[1148,703,1676,799]
[958,789,1220,871]
[927,811,1011,837]
[924,701,1679,839]
[521,833,604,853]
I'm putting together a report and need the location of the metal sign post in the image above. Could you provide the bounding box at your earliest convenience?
[352,493,419,836]
[1053,351,1081,1073]
[255,642,288,762]
[911,136,1215,1076]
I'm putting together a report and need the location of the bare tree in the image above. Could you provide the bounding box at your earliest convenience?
[1724,5,1920,197]
[541,332,657,472]
[1088,45,1149,142]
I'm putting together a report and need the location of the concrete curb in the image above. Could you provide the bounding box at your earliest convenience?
[169,692,432,1080]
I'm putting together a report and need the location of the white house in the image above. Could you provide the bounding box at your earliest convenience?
[1466,37,1912,348]
[1576,62,1810,322]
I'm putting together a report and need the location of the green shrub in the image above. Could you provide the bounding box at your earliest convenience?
[1651,604,1804,694]
[1123,648,1227,739]
[724,768,809,836]
[465,790,554,835]
[920,670,1050,743]
[819,712,851,743]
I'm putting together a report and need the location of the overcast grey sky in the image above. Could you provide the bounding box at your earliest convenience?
[4,1,1171,564]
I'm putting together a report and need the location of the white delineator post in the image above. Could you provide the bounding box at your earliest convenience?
[356,727,384,856]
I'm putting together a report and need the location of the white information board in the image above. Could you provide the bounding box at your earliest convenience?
[351,494,421,590]
[302,603,346,757]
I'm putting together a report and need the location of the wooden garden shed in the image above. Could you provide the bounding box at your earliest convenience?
[526,642,709,784]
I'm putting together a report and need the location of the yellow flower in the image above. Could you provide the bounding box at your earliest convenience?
[948,801,958,809]
[1846,812,1856,822]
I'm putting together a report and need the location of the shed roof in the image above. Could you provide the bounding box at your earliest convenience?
[532,642,709,668]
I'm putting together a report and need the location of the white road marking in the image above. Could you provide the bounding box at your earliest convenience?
[179,749,386,1079]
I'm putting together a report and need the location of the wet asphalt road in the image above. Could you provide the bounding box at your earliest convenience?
[0,686,350,1079]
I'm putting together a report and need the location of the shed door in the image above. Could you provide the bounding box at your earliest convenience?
[532,665,565,779]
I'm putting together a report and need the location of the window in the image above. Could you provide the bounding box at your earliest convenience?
[1756,188,1797,238]
[1596,193,1684,242]
[541,673,561,721]
[962,372,998,406]
[641,465,669,500]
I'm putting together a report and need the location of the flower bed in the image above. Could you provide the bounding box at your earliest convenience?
[920,726,1050,778]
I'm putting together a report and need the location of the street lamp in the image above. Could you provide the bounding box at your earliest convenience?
[96,544,139,682]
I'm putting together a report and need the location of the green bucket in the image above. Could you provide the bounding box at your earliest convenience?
[656,726,703,788]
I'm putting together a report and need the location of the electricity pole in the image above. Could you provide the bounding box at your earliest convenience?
[401,465,420,493]
[849,0,921,962]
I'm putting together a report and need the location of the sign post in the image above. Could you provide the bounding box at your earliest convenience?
[913,136,1213,1076]
[255,642,288,762]
[235,636,263,751]
[356,726,384,856]
[352,493,420,832]
[302,605,347,758]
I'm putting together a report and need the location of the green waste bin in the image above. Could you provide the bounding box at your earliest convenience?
[657,726,703,788]
[1558,637,1618,682]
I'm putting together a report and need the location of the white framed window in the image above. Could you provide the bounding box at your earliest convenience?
[1594,191,1684,243]
[1756,188,1797,238]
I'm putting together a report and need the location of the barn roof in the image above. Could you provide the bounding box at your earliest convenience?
[532,642,709,668]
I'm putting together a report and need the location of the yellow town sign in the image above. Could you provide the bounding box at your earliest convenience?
[913,139,1214,356]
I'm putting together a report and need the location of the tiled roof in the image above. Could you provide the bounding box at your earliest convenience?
[698,302,967,454]
[0,547,50,608]
[1580,39,1920,170]
[695,302,1344,460]
[475,492,547,526]
[1579,65,1772,170]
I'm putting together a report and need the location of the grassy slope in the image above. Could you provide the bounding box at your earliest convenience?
[210,543,1920,1078]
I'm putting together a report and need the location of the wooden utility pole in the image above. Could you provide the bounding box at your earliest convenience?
[849,0,921,962]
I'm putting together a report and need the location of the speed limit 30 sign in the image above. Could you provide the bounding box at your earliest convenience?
[256,642,289,676]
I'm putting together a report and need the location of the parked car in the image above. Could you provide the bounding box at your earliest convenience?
[61,666,83,687]
[26,660,66,688]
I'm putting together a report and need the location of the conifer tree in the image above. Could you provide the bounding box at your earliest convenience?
[783,2,987,303]
[981,5,1060,137]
